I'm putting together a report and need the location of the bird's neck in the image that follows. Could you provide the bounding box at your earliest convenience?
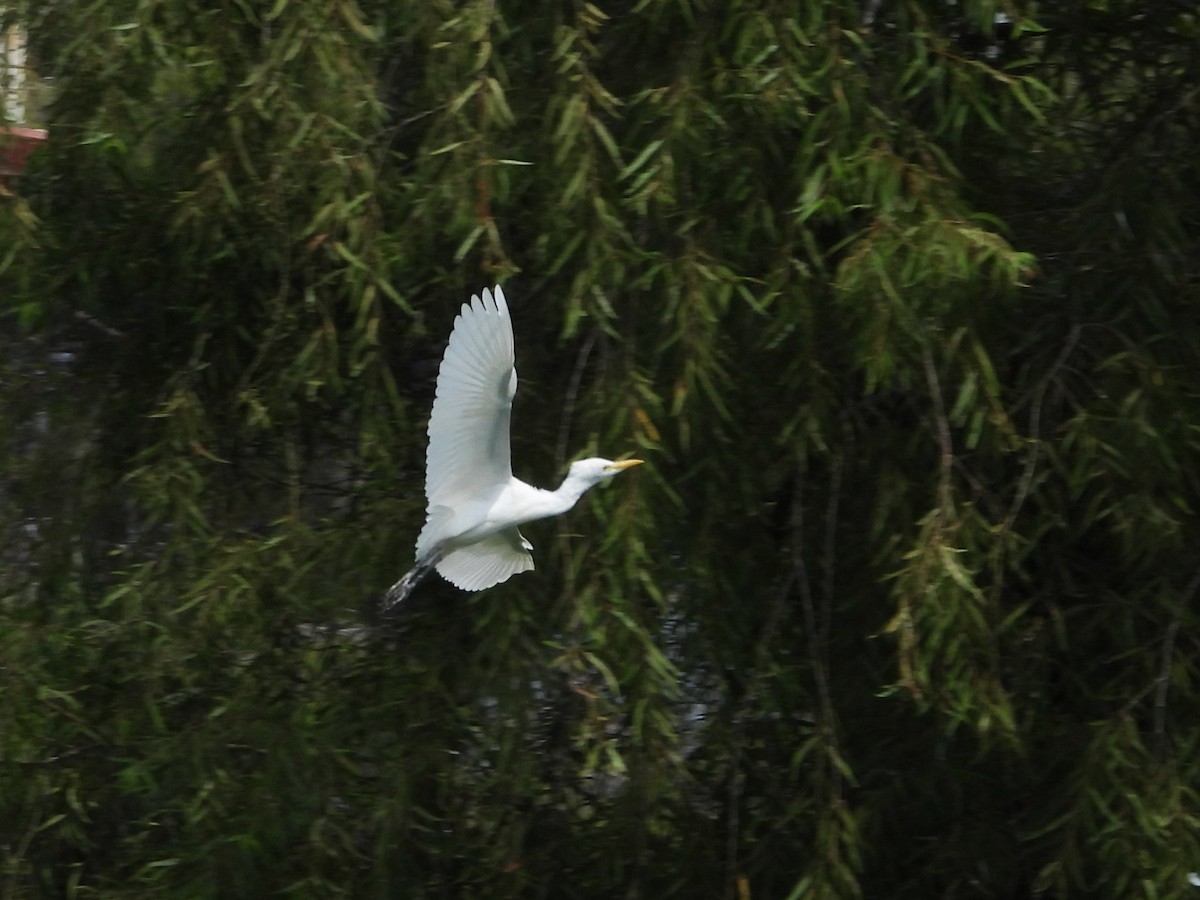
[547,471,598,513]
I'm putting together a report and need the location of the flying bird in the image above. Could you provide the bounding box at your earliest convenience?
[382,286,642,610]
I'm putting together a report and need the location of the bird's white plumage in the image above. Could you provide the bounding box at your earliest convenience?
[423,287,516,509]
[436,529,535,590]
[409,285,643,595]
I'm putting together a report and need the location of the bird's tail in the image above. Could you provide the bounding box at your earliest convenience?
[379,550,443,614]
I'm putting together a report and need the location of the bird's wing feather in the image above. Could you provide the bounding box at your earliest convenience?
[436,528,534,591]
[414,503,454,562]
[425,286,517,508]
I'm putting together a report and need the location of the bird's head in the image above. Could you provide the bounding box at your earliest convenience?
[567,457,644,486]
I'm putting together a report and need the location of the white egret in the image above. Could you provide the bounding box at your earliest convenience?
[382,286,642,610]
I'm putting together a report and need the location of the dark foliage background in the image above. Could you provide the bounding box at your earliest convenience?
[2,1,1199,897]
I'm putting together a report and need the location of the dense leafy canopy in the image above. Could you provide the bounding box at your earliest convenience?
[3,1,1199,897]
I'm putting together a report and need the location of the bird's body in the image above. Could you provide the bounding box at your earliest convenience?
[382,286,640,609]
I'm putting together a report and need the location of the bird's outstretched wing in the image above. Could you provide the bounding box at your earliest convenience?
[423,285,516,515]
[436,527,534,591]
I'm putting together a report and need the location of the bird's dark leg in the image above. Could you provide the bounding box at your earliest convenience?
[379,548,444,614]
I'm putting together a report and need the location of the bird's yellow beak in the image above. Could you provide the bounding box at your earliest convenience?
[606,459,644,472]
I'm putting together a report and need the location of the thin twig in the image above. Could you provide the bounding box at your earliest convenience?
[920,340,953,513]
[72,310,126,338]
[1001,321,1081,536]
[1153,618,1179,760]
[555,327,599,472]
[1152,565,1200,758]
[724,469,801,900]
[796,459,839,796]
[991,322,1081,602]
[820,418,848,652]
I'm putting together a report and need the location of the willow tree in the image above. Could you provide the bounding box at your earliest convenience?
[2,1,1198,898]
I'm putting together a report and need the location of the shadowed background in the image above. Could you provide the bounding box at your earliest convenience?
[2,2,1199,897]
